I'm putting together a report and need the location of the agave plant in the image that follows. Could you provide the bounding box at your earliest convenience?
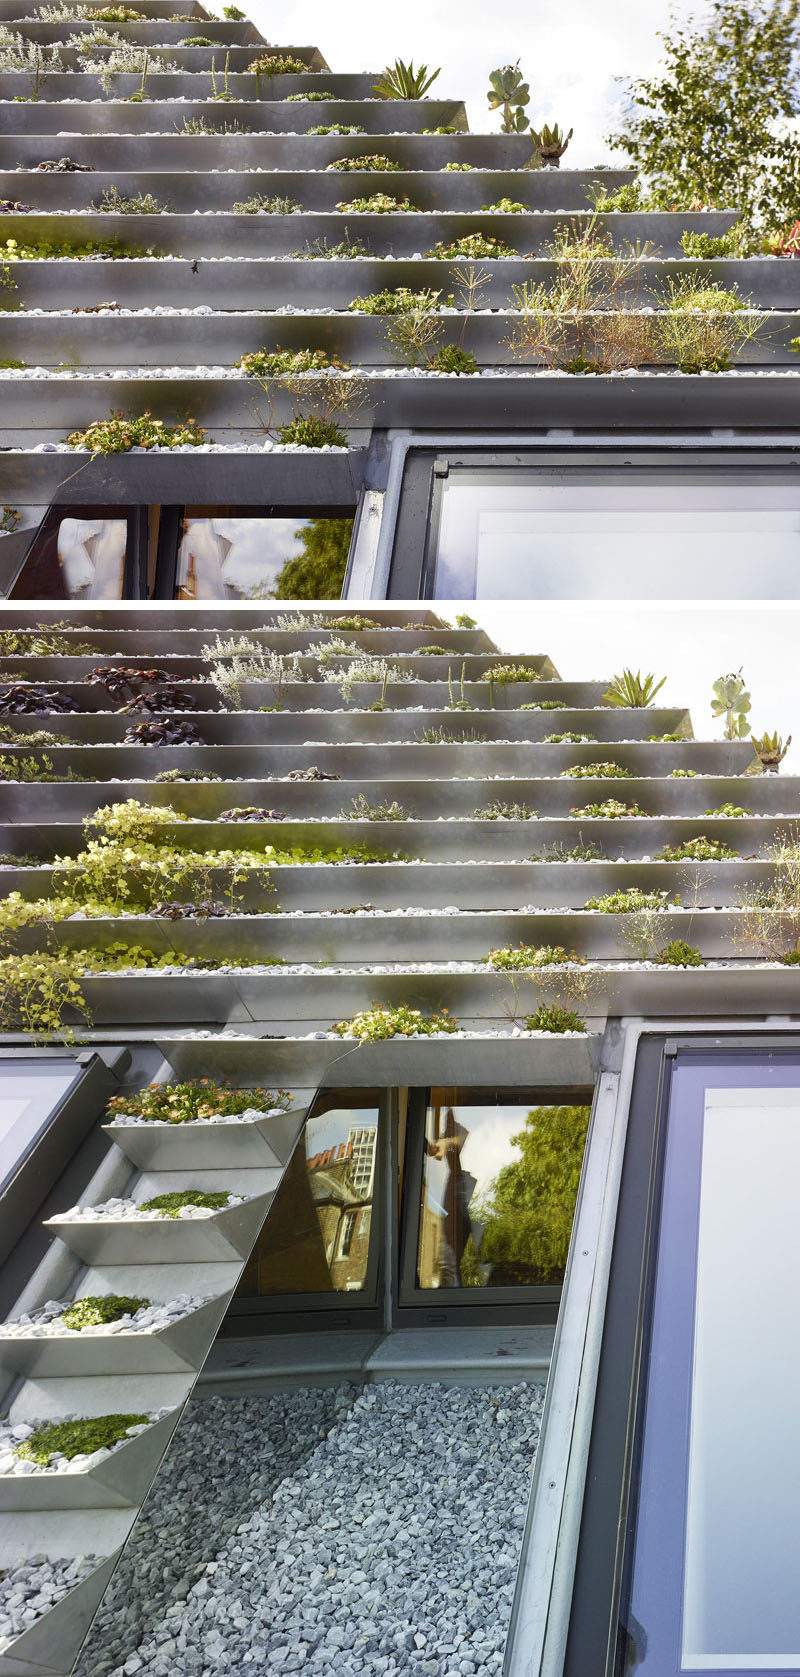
[752,729,792,772]
[530,122,573,166]
[603,669,666,709]
[373,58,440,100]
[487,62,530,133]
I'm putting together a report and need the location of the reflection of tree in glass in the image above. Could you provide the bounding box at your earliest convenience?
[464,1105,590,1287]
[267,517,353,600]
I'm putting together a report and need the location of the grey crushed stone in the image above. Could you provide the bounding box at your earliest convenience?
[75,1380,544,1677]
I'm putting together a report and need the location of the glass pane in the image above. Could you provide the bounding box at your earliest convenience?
[237,1102,379,1297]
[431,471,800,599]
[175,514,352,599]
[12,514,128,598]
[0,1058,82,1191]
[416,1093,589,1290]
[623,1069,800,1673]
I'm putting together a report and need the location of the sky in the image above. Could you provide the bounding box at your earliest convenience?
[472,602,800,772]
[241,0,694,165]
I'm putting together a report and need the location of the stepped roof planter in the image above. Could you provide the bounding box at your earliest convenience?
[0,1289,233,1377]
[0,1409,179,1512]
[44,1185,275,1263]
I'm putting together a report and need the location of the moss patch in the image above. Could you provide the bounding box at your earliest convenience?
[16,1413,148,1465]
[59,1294,148,1330]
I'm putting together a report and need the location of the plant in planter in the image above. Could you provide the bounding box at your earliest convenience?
[58,1294,148,1329]
[487,61,530,133]
[656,939,705,966]
[431,344,477,373]
[219,806,286,821]
[0,949,89,1039]
[232,194,301,214]
[179,116,252,134]
[584,887,676,912]
[519,699,568,711]
[422,124,459,134]
[345,795,409,821]
[477,799,534,820]
[0,40,62,98]
[66,411,207,454]
[15,1414,149,1466]
[327,653,408,706]
[426,232,516,260]
[533,838,604,861]
[154,769,220,784]
[711,669,751,739]
[106,1081,292,1122]
[705,802,749,818]
[417,726,488,743]
[294,233,371,260]
[248,53,309,75]
[0,506,20,534]
[373,58,440,99]
[671,768,698,778]
[328,154,401,172]
[485,943,580,970]
[482,662,541,685]
[508,221,655,372]
[680,224,751,257]
[0,722,69,744]
[545,731,597,744]
[523,1003,586,1033]
[658,835,738,862]
[571,799,645,819]
[444,161,472,171]
[334,193,415,214]
[310,124,366,135]
[529,122,573,166]
[209,51,236,100]
[0,751,58,782]
[140,1189,233,1217]
[276,415,348,447]
[482,197,527,212]
[331,1003,458,1039]
[284,90,336,102]
[561,760,631,779]
[658,276,765,372]
[604,668,666,708]
[236,347,347,377]
[149,899,229,919]
[587,179,646,212]
[202,636,300,711]
[122,718,201,744]
[752,729,791,771]
[0,683,78,715]
[86,665,200,710]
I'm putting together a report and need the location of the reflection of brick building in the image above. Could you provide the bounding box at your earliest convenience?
[306,1128,376,1291]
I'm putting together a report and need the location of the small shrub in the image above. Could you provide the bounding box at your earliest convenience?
[587,179,645,212]
[657,836,738,862]
[519,699,567,711]
[570,799,644,819]
[443,161,471,171]
[426,233,516,259]
[277,415,347,447]
[107,1081,291,1123]
[373,57,440,100]
[236,347,347,376]
[585,887,676,912]
[523,1004,586,1033]
[431,344,477,373]
[671,769,698,777]
[331,1003,458,1039]
[534,839,604,862]
[660,276,764,372]
[284,90,336,102]
[297,234,370,259]
[249,53,309,74]
[545,732,596,744]
[485,943,579,970]
[656,939,705,967]
[561,760,631,780]
[95,186,169,215]
[346,795,408,821]
[477,800,534,820]
[705,802,749,818]
[328,154,401,172]
[310,124,366,135]
[680,225,749,258]
[481,197,527,212]
[232,194,300,214]
[482,663,541,684]
[66,410,206,454]
[335,193,414,213]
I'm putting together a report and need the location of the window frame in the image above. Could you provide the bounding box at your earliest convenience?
[223,1089,387,1336]
[386,446,800,600]
[395,1083,594,1327]
[564,1035,800,1677]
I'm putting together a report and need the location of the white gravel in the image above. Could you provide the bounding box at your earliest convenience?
[75,1381,544,1677]
[2,1294,213,1339]
[0,1553,104,1651]
[56,1193,245,1221]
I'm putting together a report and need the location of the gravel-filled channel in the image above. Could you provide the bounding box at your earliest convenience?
[75,1379,544,1677]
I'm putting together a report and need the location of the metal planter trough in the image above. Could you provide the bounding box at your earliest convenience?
[0,1548,120,1677]
[0,1292,234,1380]
[0,1409,180,1513]
[103,1102,306,1170]
[44,1188,274,1265]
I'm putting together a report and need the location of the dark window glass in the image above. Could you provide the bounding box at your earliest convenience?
[237,1094,379,1300]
